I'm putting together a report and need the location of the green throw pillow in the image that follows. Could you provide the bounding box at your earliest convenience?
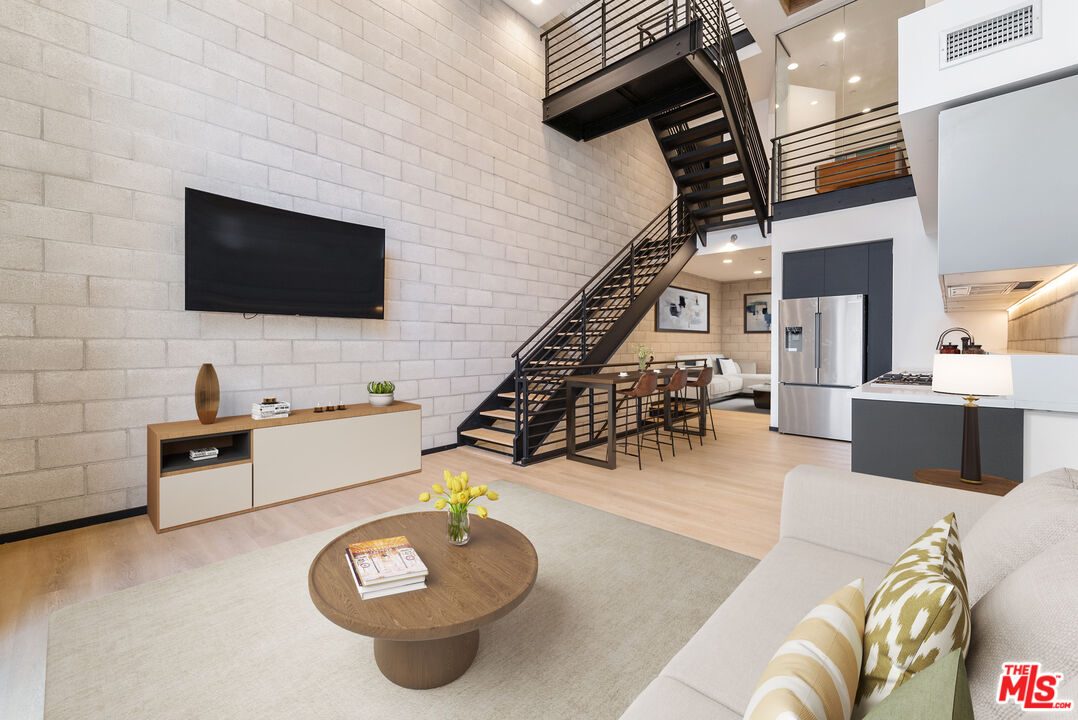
[854,513,970,717]
[863,649,973,720]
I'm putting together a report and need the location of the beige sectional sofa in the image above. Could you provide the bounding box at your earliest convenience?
[621,465,1078,719]
[674,354,769,401]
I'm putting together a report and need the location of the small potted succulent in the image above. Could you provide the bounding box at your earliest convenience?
[367,380,395,407]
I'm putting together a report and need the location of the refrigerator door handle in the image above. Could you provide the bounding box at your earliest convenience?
[814,312,821,370]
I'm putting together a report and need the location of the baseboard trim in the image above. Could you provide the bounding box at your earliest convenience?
[769,426,778,432]
[1,505,148,545]
[422,443,459,456]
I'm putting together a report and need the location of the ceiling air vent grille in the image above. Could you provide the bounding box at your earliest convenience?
[940,1,1041,69]
[948,282,1019,298]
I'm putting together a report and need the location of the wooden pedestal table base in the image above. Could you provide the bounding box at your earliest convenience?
[373,630,480,689]
[308,512,537,689]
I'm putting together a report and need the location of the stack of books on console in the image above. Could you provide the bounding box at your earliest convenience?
[345,536,428,599]
[188,447,218,462]
[251,398,290,420]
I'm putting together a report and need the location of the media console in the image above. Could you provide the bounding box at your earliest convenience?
[146,402,422,532]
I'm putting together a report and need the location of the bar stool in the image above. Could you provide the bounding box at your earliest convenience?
[615,372,666,470]
[657,368,693,451]
[686,366,718,441]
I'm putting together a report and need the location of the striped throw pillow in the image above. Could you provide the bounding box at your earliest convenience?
[745,579,865,720]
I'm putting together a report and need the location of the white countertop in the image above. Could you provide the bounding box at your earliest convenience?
[850,382,1015,408]
[850,354,1078,413]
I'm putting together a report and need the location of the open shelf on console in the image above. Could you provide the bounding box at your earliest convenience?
[160,429,251,475]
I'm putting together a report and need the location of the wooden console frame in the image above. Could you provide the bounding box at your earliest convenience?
[147,402,422,533]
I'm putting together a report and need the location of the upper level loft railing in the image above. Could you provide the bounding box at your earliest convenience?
[541,0,747,96]
[770,102,909,204]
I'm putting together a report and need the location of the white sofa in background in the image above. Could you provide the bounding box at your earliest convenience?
[620,464,1078,719]
[674,354,769,401]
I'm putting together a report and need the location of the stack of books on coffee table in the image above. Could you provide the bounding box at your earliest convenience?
[345,536,429,599]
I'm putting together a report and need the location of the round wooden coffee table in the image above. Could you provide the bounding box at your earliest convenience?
[308,511,537,689]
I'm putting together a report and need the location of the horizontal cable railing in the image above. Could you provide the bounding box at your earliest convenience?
[721,0,746,35]
[516,357,711,463]
[771,102,909,203]
[689,0,768,215]
[542,0,693,96]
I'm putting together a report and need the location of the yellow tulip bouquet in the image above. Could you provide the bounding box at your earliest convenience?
[419,470,499,545]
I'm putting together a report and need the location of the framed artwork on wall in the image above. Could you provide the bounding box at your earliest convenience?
[655,285,710,333]
[744,292,772,333]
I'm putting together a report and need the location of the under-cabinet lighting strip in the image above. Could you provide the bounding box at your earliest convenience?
[1006,264,1078,314]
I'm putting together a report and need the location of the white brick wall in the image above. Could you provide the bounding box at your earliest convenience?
[0,0,673,533]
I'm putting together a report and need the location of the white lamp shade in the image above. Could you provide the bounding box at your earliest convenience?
[932,354,1014,397]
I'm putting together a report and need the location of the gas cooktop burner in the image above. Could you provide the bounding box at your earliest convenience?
[872,372,933,387]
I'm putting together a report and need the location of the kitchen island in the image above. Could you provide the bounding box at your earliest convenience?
[849,354,1078,484]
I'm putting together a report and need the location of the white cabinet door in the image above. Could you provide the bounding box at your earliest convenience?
[252,410,421,507]
[159,463,252,529]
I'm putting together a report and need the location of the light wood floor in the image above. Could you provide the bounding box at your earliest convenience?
[0,408,849,719]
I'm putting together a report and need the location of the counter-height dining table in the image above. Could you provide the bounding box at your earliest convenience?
[565,366,707,469]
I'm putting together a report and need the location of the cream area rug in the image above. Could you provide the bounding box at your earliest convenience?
[46,482,756,719]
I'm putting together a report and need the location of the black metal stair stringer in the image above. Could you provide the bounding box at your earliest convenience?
[518,233,698,458]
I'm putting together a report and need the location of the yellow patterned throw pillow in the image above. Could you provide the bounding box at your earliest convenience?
[854,513,970,718]
[745,579,865,720]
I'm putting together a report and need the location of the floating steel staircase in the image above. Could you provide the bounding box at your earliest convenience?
[457,198,698,462]
[457,0,768,463]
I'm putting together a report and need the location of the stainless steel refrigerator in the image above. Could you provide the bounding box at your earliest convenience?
[778,294,865,441]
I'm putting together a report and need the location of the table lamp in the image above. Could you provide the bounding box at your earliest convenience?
[931,354,1013,484]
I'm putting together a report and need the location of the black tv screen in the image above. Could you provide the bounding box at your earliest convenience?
[184,188,385,319]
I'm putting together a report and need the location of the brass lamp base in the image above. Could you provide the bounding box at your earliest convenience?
[959,476,984,485]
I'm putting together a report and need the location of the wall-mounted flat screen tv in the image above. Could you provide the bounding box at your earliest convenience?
[184,188,385,319]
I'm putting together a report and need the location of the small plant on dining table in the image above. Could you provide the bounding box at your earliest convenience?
[419,470,499,545]
[635,344,653,371]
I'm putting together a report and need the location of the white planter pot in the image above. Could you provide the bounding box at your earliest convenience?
[368,393,394,407]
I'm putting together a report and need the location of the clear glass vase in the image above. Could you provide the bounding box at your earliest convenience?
[447,510,470,546]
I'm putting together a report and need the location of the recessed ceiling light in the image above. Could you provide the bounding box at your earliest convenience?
[787,62,799,70]
[832,31,846,42]
[722,258,733,264]
[753,270,763,274]
[530,0,542,4]
[848,75,861,84]
[810,100,818,106]
[862,107,871,113]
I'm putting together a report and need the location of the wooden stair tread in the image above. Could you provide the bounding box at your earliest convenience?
[461,428,515,446]
[497,391,553,401]
[480,409,517,421]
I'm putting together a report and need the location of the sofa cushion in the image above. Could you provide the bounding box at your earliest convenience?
[619,675,741,720]
[718,358,741,376]
[966,532,1078,719]
[863,649,974,720]
[856,513,971,717]
[740,373,771,387]
[659,539,889,715]
[744,579,865,720]
[710,375,742,396]
[963,467,1078,605]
